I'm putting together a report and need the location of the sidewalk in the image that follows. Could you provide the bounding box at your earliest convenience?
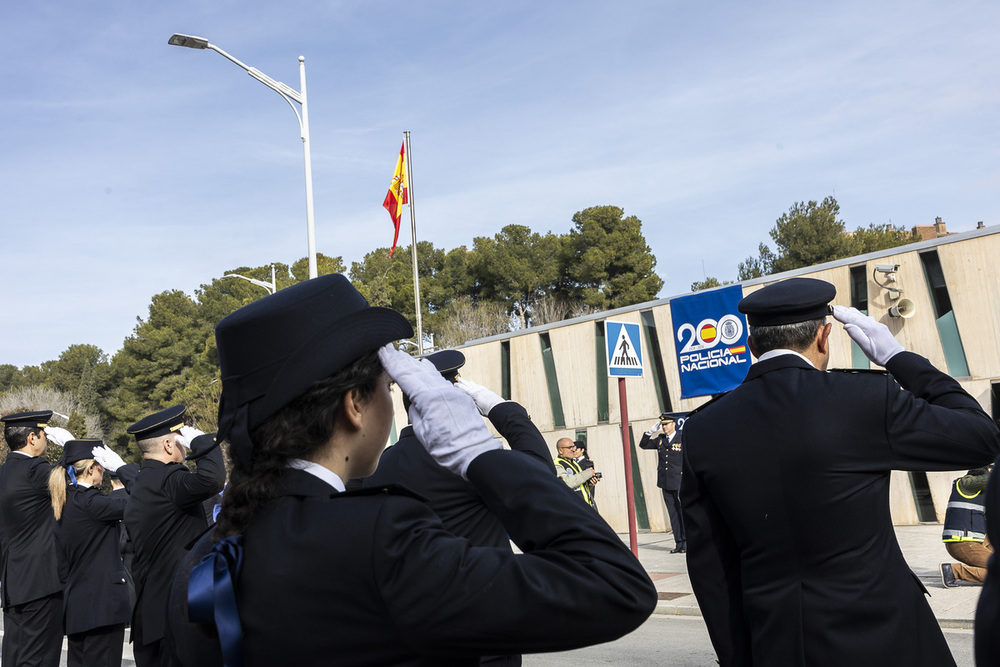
[631,523,983,629]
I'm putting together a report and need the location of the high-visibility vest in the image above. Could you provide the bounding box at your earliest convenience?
[941,478,987,543]
[554,457,594,507]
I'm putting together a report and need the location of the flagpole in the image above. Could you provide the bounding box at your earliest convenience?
[404,130,424,355]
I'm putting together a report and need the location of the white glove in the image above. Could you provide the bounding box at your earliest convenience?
[645,423,660,437]
[455,378,507,416]
[832,305,905,366]
[175,425,205,449]
[379,345,501,478]
[43,426,74,447]
[91,445,126,473]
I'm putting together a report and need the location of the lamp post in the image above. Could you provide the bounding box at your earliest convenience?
[168,33,318,279]
[223,265,277,295]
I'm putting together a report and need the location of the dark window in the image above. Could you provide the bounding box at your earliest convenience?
[500,341,511,400]
[919,251,970,377]
[540,333,565,429]
[595,322,610,423]
[640,310,673,414]
[849,265,869,369]
[627,424,650,530]
[908,472,937,522]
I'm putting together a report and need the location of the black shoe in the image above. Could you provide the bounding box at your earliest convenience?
[670,545,686,554]
[940,563,957,587]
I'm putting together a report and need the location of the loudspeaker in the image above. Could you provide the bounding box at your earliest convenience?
[889,298,916,319]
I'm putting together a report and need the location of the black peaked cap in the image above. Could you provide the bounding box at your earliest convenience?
[127,405,186,441]
[739,278,836,327]
[215,273,413,466]
[58,439,102,466]
[1,410,52,429]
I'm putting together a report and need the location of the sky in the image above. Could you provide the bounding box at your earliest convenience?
[3,1,999,368]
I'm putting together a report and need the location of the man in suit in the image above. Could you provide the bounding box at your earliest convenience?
[639,413,685,553]
[123,406,225,667]
[681,277,1000,666]
[0,410,67,667]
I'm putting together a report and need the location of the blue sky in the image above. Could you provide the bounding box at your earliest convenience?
[3,1,999,368]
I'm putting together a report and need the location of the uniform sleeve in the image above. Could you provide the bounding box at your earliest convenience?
[26,458,53,493]
[115,463,140,491]
[372,449,656,658]
[78,488,130,523]
[162,445,226,510]
[680,427,751,666]
[486,402,556,472]
[638,433,656,450]
[883,352,1000,470]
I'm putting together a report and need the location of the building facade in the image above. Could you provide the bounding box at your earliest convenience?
[387,225,1000,533]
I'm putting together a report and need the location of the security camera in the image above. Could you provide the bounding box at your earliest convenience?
[875,263,899,274]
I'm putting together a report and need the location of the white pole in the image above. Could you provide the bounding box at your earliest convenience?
[300,56,318,279]
[404,130,423,355]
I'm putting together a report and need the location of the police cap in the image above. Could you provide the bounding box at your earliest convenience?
[58,439,102,466]
[127,405,186,441]
[738,278,836,327]
[422,349,465,383]
[0,410,52,429]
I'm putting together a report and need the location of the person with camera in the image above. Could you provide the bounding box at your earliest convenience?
[639,413,685,553]
[554,438,598,508]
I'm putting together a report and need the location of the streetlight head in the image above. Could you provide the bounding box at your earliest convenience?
[169,33,210,49]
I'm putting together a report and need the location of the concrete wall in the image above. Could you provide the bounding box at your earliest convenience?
[390,227,1000,532]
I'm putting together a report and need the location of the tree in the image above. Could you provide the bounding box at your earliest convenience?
[691,277,734,292]
[434,298,511,349]
[468,225,562,329]
[290,253,346,282]
[848,222,914,255]
[737,197,918,280]
[562,206,663,310]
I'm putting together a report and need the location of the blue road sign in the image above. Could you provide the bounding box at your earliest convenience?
[605,320,643,377]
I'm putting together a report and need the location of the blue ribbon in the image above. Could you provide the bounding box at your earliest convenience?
[66,465,78,487]
[188,535,246,667]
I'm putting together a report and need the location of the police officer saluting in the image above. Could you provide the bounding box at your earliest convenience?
[639,413,685,553]
[123,405,225,667]
[0,410,68,667]
[681,277,1000,667]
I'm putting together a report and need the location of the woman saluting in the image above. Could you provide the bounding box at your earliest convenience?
[50,439,137,666]
[168,274,656,666]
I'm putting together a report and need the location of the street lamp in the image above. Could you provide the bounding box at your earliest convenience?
[223,265,277,295]
[168,33,318,279]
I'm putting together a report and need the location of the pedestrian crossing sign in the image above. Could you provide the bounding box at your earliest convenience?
[605,320,643,377]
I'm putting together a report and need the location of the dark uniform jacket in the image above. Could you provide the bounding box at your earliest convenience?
[975,452,1000,665]
[167,449,657,666]
[638,431,681,491]
[123,447,225,646]
[0,453,61,608]
[364,401,555,547]
[56,464,139,635]
[681,351,1000,667]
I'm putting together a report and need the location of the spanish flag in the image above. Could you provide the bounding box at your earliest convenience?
[382,142,408,257]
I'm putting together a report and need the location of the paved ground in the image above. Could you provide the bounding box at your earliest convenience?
[1,523,980,666]
[633,523,985,629]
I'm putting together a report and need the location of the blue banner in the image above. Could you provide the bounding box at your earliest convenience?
[670,285,750,398]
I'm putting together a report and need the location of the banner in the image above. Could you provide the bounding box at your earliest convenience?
[670,285,750,398]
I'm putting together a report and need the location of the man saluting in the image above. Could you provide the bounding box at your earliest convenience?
[681,278,1000,667]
